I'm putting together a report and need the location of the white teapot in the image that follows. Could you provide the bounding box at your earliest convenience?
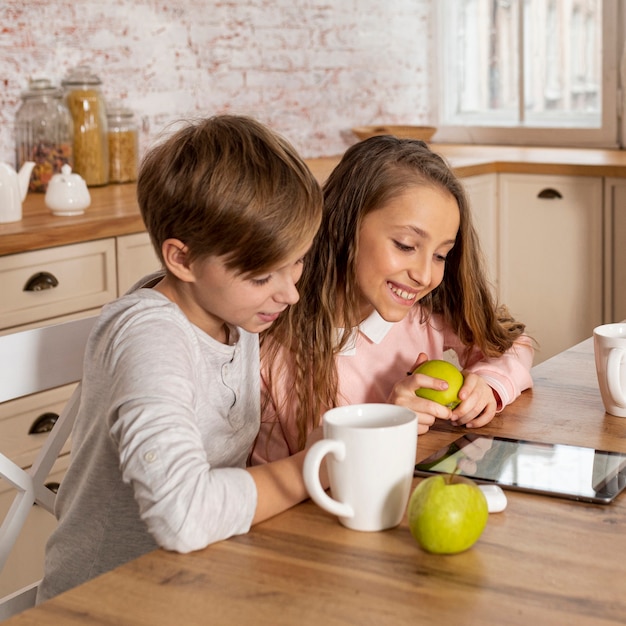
[45,164,91,216]
[0,161,35,223]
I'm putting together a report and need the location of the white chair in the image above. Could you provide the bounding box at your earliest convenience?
[0,315,97,621]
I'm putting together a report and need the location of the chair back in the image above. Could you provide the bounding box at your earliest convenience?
[0,315,96,621]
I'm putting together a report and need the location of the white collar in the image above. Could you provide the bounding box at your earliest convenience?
[337,310,395,356]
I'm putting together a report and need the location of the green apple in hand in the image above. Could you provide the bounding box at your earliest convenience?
[407,474,488,554]
[414,359,464,409]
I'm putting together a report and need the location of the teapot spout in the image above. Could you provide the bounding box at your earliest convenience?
[17,161,35,200]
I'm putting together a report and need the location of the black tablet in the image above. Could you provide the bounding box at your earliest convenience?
[414,434,626,504]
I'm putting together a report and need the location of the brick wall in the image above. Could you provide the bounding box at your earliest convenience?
[0,0,432,166]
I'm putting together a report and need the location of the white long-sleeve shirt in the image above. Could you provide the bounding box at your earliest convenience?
[38,273,258,602]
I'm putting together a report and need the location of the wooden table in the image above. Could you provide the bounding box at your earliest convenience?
[7,338,626,626]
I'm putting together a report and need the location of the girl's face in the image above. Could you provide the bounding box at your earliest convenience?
[354,185,460,323]
[175,238,314,340]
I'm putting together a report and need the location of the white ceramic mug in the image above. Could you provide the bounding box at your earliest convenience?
[593,323,626,417]
[303,403,418,532]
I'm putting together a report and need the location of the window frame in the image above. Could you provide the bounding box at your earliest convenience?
[431,0,624,149]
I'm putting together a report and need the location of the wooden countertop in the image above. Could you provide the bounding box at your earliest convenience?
[6,337,626,626]
[434,143,626,177]
[4,143,626,257]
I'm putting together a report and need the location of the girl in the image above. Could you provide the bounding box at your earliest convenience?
[252,135,534,464]
[38,115,323,601]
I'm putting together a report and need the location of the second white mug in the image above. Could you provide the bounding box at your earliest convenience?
[303,403,418,532]
[593,323,626,417]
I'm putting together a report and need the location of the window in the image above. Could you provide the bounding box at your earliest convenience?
[434,0,623,148]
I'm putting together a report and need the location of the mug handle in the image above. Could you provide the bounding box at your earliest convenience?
[302,439,354,519]
[607,348,626,408]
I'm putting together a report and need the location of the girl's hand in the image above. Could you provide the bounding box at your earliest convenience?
[388,353,454,434]
[451,372,497,428]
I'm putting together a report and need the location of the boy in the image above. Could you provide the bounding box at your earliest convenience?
[38,115,323,602]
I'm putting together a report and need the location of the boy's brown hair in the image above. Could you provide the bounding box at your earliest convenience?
[137,115,323,276]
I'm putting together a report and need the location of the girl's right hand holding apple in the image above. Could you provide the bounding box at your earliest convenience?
[387,372,454,434]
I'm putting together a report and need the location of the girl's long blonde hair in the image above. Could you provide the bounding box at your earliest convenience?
[261,136,526,450]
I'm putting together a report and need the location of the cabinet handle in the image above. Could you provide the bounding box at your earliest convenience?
[28,412,59,434]
[23,271,59,291]
[537,188,563,199]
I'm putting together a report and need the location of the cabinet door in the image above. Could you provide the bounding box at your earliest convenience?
[461,173,499,293]
[604,178,626,323]
[499,174,603,364]
[116,233,161,295]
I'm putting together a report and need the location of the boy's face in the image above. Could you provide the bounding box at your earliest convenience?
[184,238,313,340]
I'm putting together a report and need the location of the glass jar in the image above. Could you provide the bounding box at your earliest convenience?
[62,66,109,187]
[15,78,73,193]
[107,104,138,183]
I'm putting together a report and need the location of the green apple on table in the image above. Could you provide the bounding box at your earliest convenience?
[407,474,489,554]
[413,359,464,409]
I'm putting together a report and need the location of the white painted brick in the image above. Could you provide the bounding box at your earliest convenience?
[0,0,432,166]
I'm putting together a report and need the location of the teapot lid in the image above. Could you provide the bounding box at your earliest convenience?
[51,164,84,183]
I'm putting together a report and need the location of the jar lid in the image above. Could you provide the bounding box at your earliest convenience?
[62,65,102,87]
[20,78,63,99]
[106,102,135,119]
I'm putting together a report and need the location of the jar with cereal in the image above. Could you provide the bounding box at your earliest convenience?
[15,78,74,193]
[107,104,138,183]
[62,66,109,187]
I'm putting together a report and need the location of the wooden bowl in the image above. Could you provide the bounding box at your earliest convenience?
[351,125,437,142]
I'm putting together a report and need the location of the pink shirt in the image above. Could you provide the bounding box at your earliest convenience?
[251,309,534,464]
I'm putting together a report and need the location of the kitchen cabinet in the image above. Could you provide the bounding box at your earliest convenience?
[603,179,626,323]
[498,174,603,364]
[0,239,117,599]
[0,235,159,599]
[461,173,499,291]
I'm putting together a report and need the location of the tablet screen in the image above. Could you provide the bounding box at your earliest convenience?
[414,434,626,504]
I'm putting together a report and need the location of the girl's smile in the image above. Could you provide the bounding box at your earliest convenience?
[387,281,419,304]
